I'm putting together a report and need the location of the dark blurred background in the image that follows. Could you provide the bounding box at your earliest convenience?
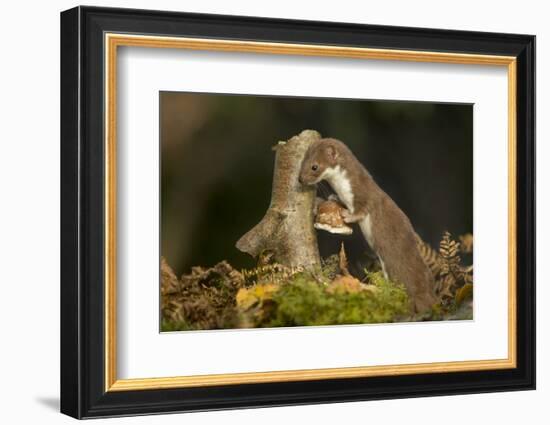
[161,92,472,276]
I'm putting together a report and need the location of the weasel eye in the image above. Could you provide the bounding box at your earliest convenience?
[311,164,318,171]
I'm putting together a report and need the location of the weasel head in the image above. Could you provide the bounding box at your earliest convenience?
[299,138,341,186]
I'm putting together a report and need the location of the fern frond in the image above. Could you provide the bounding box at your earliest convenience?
[439,231,461,276]
[417,232,474,304]
[415,234,442,276]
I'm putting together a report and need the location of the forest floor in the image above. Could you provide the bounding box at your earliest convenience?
[161,232,473,331]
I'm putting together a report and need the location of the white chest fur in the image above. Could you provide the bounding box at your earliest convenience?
[322,165,355,212]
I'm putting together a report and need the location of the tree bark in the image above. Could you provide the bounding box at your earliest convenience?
[236,130,321,268]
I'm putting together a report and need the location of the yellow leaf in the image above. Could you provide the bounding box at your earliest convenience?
[253,283,278,299]
[455,283,473,305]
[236,288,257,310]
[236,284,279,311]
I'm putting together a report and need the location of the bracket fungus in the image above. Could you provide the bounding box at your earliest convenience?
[314,200,353,235]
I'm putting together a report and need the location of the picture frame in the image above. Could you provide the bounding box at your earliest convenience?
[60,5,535,419]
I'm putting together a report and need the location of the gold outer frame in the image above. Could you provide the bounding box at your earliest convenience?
[104,33,517,392]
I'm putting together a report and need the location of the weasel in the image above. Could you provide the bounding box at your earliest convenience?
[299,137,437,313]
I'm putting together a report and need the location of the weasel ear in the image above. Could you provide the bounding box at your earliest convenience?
[325,145,338,161]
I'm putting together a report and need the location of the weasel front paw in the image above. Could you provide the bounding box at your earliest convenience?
[341,209,365,224]
[341,209,355,223]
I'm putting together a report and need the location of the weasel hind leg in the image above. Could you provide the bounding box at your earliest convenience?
[379,257,388,279]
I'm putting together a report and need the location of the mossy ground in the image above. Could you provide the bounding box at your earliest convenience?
[161,258,450,332]
[256,272,410,327]
[161,232,473,332]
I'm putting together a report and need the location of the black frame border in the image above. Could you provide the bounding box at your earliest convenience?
[60,6,535,419]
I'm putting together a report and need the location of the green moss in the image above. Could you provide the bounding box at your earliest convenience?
[160,319,196,332]
[242,271,409,328]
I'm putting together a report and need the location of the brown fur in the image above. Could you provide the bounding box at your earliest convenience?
[299,138,437,313]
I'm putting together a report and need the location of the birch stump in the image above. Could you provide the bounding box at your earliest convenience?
[236,130,321,268]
